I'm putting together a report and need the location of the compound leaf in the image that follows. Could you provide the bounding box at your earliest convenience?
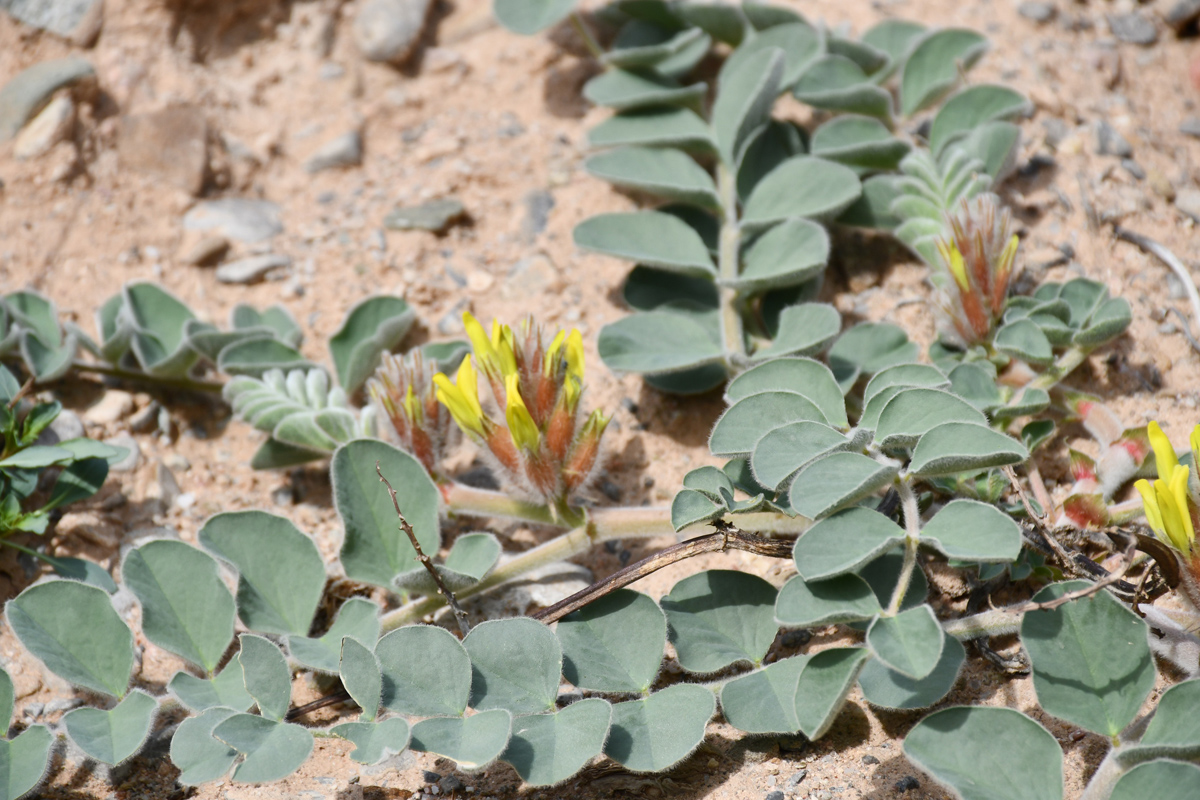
[287,596,381,674]
[377,625,472,717]
[213,715,314,784]
[238,634,291,721]
[919,499,1021,563]
[331,718,411,765]
[720,655,807,734]
[170,707,239,786]
[774,573,880,627]
[866,606,945,681]
[858,635,965,710]
[792,507,905,580]
[168,656,254,713]
[574,212,715,275]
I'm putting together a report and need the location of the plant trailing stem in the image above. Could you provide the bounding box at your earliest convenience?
[1027,346,1089,391]
[941,607,1023,639]
[379,509,809,631]
[442,483,566,527]
[69,360,224,394]
[885,478,922,616]
[716,162,746,368]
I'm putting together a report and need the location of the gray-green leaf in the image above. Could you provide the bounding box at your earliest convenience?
[866,605,944,680]
[661,570,779,672]
[558,589,666,694]
[238,634,291,721]
[213,715,314,783]
[410,709,513,770]
[792,507,905,580]
[918,499,1021,563]
[377,625,472,717]
[775,573,880,627]
[464,618,562,714]
[62,689,157,765]
[170,707,239,786]
[574,211,715,275]
[605,684,715,772]
[503,698,612,786]
[858,635,965,710]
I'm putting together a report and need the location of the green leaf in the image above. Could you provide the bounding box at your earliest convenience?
[0,445,71,469]
[0,668,12,728]
[328,296,416,393]
[671,488,726,531]
[726,219,829,291]
[122,282,199,376]
[606,684,715,772]
[710,391,829,457]
[866,605,944,680]
[713,48,783,165]
[585,147,718,210]
[742,156,863,229]
[331,718,410,765]
[737,119,808,201]
[19,329,76,382]
[860,548,929,612]
[0,365,19,405]
[838,173,903,230]
[863,362,950,406]
[899,28,989,116]
[810,116,911,171]
[168,656,254,713]
[861,18,927,73]
[661,570,778,672]
[775,573,880,627]
[170,707,239,785]
[1132,679,1200,755]
[558,589,666,693]
[756,302,841,362]
[232,303,303,347]
[724,22,824,90]
[726,357,846,428]
[410,709,513,770]
[55,437,128,463]
[1111,761,1200,800]
[213,715,314,783]
[46,458,110,511]
[377,625,472,717]
[575,211,715,275]
[198,510,325,636]
[238,634,291,721]
[946,362,1003,412]
[678,1,747,43]
[792,506,905,580]
[18,401,59,446]
[904,707,1062,800]
[994,319,1053,365]
[216,338,317,378]
[793,56,893,118]
[7,579,133,697]
[919,499,1021,563]
[720,655,807,734]
[789,452,898,520]
[503,698,612,786]
[874,387,986,449]
[393,533,502,594]
[340,637,382,722]
[583,69,706,111]
[0,725,53,799]
[930,85,1031,155]
[792,648,869,740]
[1021,580,1155,737]
[272,407,358,452]
[5,291,61,346]
[492,0,575,34]
[588,106,715,151]
[1074,297,1133,347]
[750,420,849,490]
[858,635,965,710]
[909,422,1029,476]
[122,540,234,674]
[645,363,730,395]
[464,618,562,714]
[953,120,1021,181]
[250,437,326,469]
[598,308,723,375]
[333,439,441,588]
[604,23,706,70]
[828,322,918,391]
[287,596,381,673]
[62,689,157,765]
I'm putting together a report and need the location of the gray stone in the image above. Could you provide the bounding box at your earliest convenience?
[384,198,465,232]
[1176,188,1200,223]
[1095,120,1133,158]
[13,95,74,159]
[305,130,363,173]
[118,107,209,196]
[1042,118,1070,148]
[48,409,83,442]
[503,254,560,298]
[318,62,346,81]
[183,198,283,243]
[861,754,881,765]
[437,299,469,335]
[181,235,230,266]
[354,0,432,64]
[1,0,103,43]
[1166,0,1200,33]
[497,112,524,138]
[1121,159,1145,180]
[216,253,292,284]
[522,189,555,240]
[764,792,784,800]
[0,57,94,141]
[1181,117,1200,139]
[104,433,141,472]
[787,770,808,787]
[1018,2,1055,23]
[128,401,161,434]
[895,776,920,792]
[1108,12,1158,45]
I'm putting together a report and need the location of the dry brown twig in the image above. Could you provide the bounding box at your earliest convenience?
[1009,536,1139,614]
[376,461,471,636]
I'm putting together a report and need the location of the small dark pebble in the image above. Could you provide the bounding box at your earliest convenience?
[765,792,785,800]
[600,479,622,502]
[271,486,295,507]
[620,397,639,414]
[1018,153,1056,179]
[782,629,813,648]
[862,754,881,765]
[619,549,632,566]
[423,770,442,783]
[604,540,621,554]
[1165,0,1200,33]
[1095,120,1133,158]
[1121,159,1146,180]
[895,776,921,792]
[439,775,464,792]
[1181,117,1200,139]
[456,465,500,491]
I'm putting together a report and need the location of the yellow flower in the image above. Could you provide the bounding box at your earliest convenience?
[1137,421,1198,554]
[565,330,584,383]
[402,383,421,424]
[544,330,566,376]
[433,358,485,437]
[1149,421,1180,477]
[937,240,969,290]
[504,373,540,452]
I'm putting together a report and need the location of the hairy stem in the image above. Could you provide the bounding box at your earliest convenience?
[442,482,568,527]
[1027,345,1089,391]
[69,360,224,393]
[885,478,922,616]
[941,607,1023,639]
[716,161,746,368]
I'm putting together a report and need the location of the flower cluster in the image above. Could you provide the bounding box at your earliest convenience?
[931,193,1020,348]
[433,312,609,507]
[366,351,455,474]
[1136,421,1200,557]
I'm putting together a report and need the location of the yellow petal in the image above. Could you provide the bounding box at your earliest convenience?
[433,370,484,436]
[544,330,566,376]
[1136,478,1165,540]
[997,234,1019,278]
[1155,476,1192,555]
[937,240,969,289]
[463,312,496,367]
[402,384,421,423]
[1190,424,1200,467]
[1172,465,1195,549]
[566,330,584,381]
[1148,421,1179,480]
[505,373,540,451]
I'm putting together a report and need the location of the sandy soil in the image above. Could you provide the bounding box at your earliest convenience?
[2,0,1200,797]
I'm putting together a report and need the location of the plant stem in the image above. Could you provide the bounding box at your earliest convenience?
[569,11,605,61]
[2,539,58,566]
[885,478,922,616]
[442,483,566,527]
[379,508,809,631]
[941,607,1023,639]
[1027,346,1089,391]
[716,162,746,369]
[69,360,224,394]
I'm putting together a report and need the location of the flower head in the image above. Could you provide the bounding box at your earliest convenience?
[368,351,457,473]
[1136,421,1200,555]
[931,193,1020,348]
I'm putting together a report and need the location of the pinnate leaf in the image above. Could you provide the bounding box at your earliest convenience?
[789,452,898,520]
[574,212,715,275]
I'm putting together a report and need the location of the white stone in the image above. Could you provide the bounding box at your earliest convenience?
[84,390,134,425]
[354,0,432,64]
[13,94,73,159]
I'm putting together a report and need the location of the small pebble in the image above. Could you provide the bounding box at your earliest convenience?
[181,236,230,267]
[861,754,881,765]
[1018,2,1056,23]
[895,776,921,792]
[1181,117,1200,139]
[1160,322,1179,335]
[787,769,808,787]
[764,791,784,800]
[1120,159,1145,180]
[1175,188,1200,223]
[1108,12,1158,45]
[1095,120,1133,158]
[305,130,363,173]
[216,253,292,284]
[84,390,134,425]
[1165,0,1200,33]
[782,629,813,648]
[384,198,466,233]
[104,433,141,472]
